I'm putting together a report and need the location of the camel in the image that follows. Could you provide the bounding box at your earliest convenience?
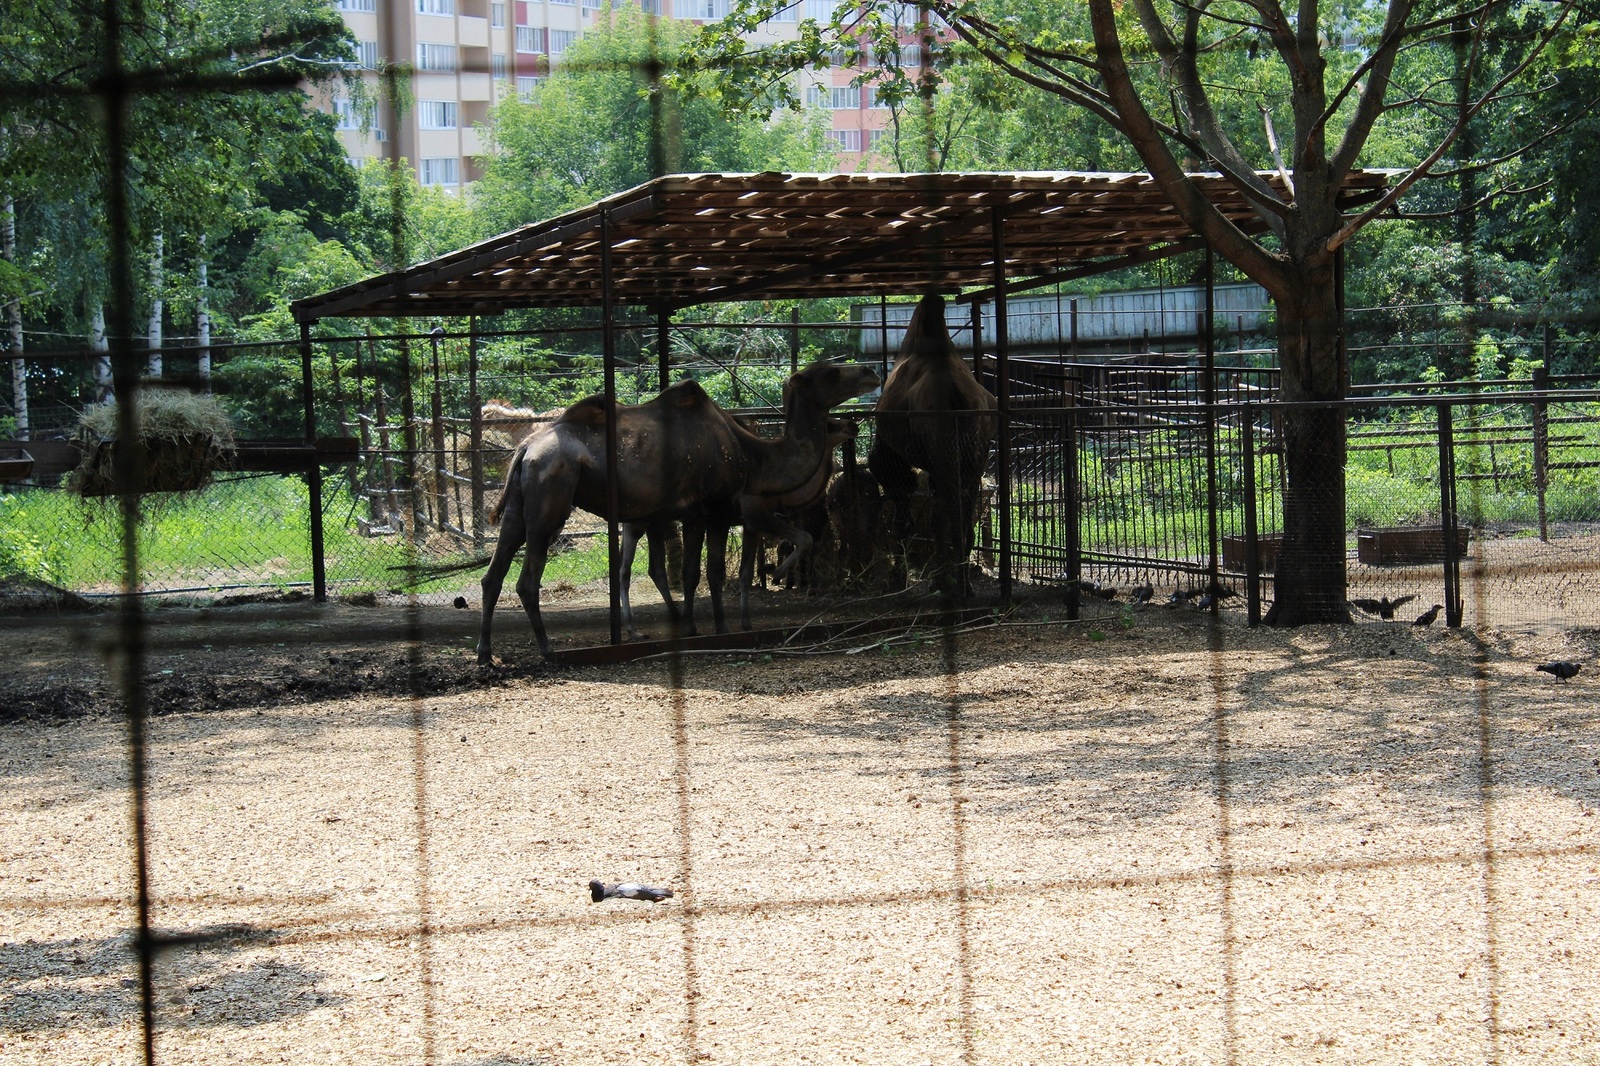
[867,293,998,596]
[477,359,880,662]
[614,419,855,638]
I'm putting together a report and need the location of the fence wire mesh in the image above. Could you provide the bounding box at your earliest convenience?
[4,19,1600,1064]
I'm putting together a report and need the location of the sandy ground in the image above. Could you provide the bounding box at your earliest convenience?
[2,568,1599,1065]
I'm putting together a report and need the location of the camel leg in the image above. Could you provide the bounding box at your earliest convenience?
[705,521,731,634]
[868,445,917,590]
[644,522,679,622]
[618,523,646,641]
[678,519,706,637]
[738,529,760,632]
[477,507,527,665]
[737,512,808,631]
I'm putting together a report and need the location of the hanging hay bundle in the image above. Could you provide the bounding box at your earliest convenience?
[69,388,236,497]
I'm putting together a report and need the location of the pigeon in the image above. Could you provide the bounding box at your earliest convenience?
[589,879,674,903]
[1536,661,1581,681]
[1093,585,1117,601]
[1349,594,1416,620]
[1196,593,1214,610]
[1165,589,1185,608]
[1412,604,1443,627]
[1131,583,1155,605]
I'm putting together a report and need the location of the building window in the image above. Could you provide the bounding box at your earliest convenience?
[583,0,601,9]
[805,0,836,20]
[806,84,860,109]
[336,0,376,10]
[420,157,460,186]
[418,100,458,129]
[515,25,546,52]
[550,30,577,56]
[640,0,662,10]
[866,85,889,109]
[491,1,506,25]
[689,0,729,16]
[417,0,456,13]
[549,0,573,7]
[765,1,798,21]
[331,98,359,129]
[417,43,457,70]
[899,43,922,66]
[352,40,380,69]
[516,76,543,99]
[827,129,862,152]
[868,128,891,148]
[491,53,507,79]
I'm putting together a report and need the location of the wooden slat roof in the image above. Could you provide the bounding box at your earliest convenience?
[292,170,1391,321]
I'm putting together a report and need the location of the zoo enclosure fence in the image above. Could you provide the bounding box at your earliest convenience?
[4,308,1598,635]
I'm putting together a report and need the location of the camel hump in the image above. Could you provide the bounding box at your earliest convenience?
[554,396,610,428]
[658,380,714,409]
[900,293,959,360]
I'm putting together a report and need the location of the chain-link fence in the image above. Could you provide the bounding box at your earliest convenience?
[6,314,1596,633]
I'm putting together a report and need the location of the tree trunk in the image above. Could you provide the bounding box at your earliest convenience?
[3,194,25,438]
[196,235,211,390]
[146,231,163,378]
[89,301,112,403]
[1263,263,1351,625]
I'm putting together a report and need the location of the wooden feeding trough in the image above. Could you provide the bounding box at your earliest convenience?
[0,445,33,481]
[1222,533,1283,573]
[1356,525,1469,565]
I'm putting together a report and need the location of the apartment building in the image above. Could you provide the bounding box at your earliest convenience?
[321,0,927,188]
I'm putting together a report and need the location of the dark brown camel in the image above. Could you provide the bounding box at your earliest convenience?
[477,360,879,662]
[867,293,998,594]
[616,419,855,638]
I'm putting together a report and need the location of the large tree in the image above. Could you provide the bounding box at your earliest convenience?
[687,0,1583,623]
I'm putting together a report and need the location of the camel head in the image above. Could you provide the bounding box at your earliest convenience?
[781,359,881,420]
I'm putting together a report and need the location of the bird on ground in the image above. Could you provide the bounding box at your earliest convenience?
[1536,661,1581,681]
[1131,583,1155,605]
[589,879,674,903]
[453,596,468,609]
[1165,589,1186,608]
[1349,594,1417,620]
[1412,604,1443,626]
[1196,593,1214,610]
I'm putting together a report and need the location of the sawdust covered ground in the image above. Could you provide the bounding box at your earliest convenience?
[2,580,1598,1065]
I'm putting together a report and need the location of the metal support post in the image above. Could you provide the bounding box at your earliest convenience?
[601,213,622,645]
[300,319,327,602]
[990,206,1013,606]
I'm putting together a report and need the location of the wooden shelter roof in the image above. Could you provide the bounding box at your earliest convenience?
[292,170,1391,322]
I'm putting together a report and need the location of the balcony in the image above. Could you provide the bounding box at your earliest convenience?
[459,71,493,101]
[458,15,489,47]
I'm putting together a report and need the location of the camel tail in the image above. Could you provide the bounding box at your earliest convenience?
[488,447,527,526]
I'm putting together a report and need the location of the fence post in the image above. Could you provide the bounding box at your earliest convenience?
[300,320,327,603]
[1242,405,1261,626]
[1064,400,1080,621]
[1534,337,1550,542]
[398,332,421,537]
[657,308,672,391]
[428,327,450,534]
[1438,402,1463,627]
[1203,246,1219,610]
[991,205,1013,606]
[787,306,800,375]
[468,317,485,546]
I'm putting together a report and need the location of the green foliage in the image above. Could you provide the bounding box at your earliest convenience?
[475,10,834,234]
[0,492,67,583]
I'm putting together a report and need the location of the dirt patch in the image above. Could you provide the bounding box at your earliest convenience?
[2,572,1598,1064]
